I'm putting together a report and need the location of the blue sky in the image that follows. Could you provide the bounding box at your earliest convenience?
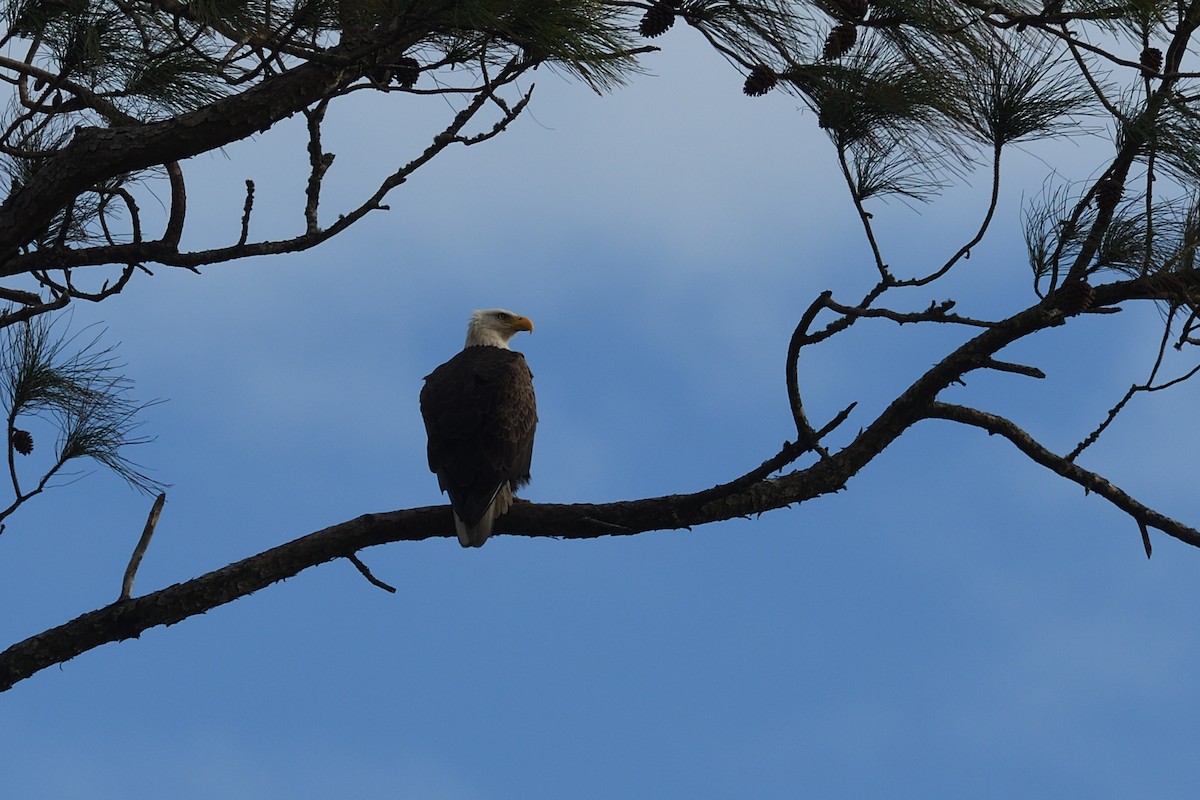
[3,29,1200,800]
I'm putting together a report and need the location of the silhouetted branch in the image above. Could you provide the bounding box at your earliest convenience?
[121,492,167,601]
[981,358,1045,379]
[786,290,833,451]
[1069,308,1200,460]
[1069,383,1138,463]
[6,479,872,692]
[303,102,331,235]
[824,297,996,328]
[162,162,185,248]
[898,145,1004,287]
[346,552,397,594]
[926,401,1200,552]
[237,180,255,248]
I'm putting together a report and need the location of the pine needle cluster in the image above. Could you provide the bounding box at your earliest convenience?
[0,314,162,496]
[6,0,228,120]
[1026,186,1200,282]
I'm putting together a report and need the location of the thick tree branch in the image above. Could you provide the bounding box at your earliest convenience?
[0,27,427,267]
[1,481,858,693]
[1,64,533,279]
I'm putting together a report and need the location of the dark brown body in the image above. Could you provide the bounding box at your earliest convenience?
[420,345,537,546]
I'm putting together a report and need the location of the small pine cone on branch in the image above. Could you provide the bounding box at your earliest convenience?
[1094,177,1123,214]
[743,65,777,97]
[1054,280,1095,316]
[639,1,677,38]
[11,428,32,455]
[823,22,858,60]
[1140,47,1163,76]
[394,57,419,88]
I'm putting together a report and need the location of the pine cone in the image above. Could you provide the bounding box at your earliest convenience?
[1094,177,1123,215]
[743,65,777,97]
[1054,280,1095,316]
[823,23,858,60]
[639,1,676,38]
[11,428,32,456]
[394,57,419,89]
[1140,47,1163,76]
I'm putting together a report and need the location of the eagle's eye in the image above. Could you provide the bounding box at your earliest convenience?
[495,312,510,320]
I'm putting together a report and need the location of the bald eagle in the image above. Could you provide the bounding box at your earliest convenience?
[420,309,537,548]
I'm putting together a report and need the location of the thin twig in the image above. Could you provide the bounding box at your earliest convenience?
[824,297,997,328]
[1068,383,1137,461]
[303,101,332,235]
[982,358,1046,379]
[815,402,858,440]
[120,492,166,601]
[897,144,1004,287]
[346,552,397,593]
[686,404,855,512]
[835,143,890,281]
[1069,312,1200,460]
[237,180,255,247]
[786,291,833,452]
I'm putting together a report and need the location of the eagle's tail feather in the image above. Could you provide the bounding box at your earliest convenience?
[454,483,514,548]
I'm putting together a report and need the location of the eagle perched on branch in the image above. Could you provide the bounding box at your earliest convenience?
[420,309,538,547]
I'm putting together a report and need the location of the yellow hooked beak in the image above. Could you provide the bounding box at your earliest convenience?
[511,315,534,333]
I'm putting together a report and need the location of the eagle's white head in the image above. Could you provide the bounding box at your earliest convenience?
[465,309,534,349]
